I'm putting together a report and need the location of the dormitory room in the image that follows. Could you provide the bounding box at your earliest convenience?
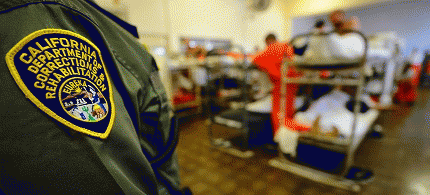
[86,0,430,194]
[2,0,430,194]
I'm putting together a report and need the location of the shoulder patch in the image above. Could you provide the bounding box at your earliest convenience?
[5,29,115,139]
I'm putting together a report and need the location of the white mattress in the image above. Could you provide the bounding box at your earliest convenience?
[294,33,365,66]
[365,79,384,94]
[367,48,392,59]
[294,90,379,138]
[275,90,379,156]
[167,58,204,70]
[245,95,305,113]
[246,95,272,113]
[293,31,406,68]
[279,107,378,156]
[191,67,207,86]
[205,56,241,67]
[366,31,403,59]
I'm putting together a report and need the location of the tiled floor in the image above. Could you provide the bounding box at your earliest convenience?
[176,89,430,195]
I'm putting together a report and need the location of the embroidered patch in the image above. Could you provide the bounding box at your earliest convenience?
[5,29,115,139]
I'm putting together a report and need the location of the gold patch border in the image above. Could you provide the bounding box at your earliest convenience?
[5,29,116,139]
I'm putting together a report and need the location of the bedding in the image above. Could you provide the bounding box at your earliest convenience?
[293,90,378,138]
[276,90,379,157]
[293,32,366,69]
[245,95,306,113]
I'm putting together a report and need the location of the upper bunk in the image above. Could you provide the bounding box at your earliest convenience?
[290,30,368,71]
[290,30,407,75]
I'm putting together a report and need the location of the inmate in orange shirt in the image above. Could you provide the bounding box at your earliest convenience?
[253,42,309,135]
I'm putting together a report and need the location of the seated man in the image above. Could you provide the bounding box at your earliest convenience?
[329,10,365,97]
[253,34,310,135]
[294,12,364,63]
[330,10,360,34]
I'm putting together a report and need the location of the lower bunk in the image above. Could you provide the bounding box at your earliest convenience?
[270,89,381,192]
[208,108,275,158]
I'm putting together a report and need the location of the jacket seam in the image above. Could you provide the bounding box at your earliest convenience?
[0,0,99,28]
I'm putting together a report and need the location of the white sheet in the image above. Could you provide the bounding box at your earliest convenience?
[367,48,392,59]
[293,31,407,69]
[246,95,272,113]
[328,33,365,60]
[245,95,305,113]
[167,57,203,70]
[177,74,193,91]
[205,56,241,67]
[364,32,407,107]
[365,79,384,95]
[191,67,207,86]
[295,33,365,66]
[367,31,403,60]
[276,110,378,157]
[220,56,239,66]
[294,90,379,138]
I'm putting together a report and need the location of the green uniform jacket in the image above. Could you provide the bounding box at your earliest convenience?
[0,0,182,194]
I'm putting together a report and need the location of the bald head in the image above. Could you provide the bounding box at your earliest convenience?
[265,33,277,46]
[329,10,346,30]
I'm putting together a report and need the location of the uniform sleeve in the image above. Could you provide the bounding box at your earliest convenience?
[0,2,167,195]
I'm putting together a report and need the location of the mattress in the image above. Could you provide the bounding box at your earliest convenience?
[167,57,204,69]
[367,48,392,60]
[245,95,306,114]
[294,90,379,140]
[293,33,366,69]
[276,90,379,158]
[245,95,272,113]
[213,109,273,147]
[205,56,243,67]
[364,79,384,95]
[366,31,403,60]
[167,57,208,86]
[190,67,207,86]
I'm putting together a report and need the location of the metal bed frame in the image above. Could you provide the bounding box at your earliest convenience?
[169,66,203,117]
[268,31,374,192]
[205,45,271,158]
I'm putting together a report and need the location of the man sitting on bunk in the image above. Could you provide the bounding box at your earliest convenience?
[330,10,360,34]
[253,33,310,136]
[330,9,363,96]
[294,10,363,104]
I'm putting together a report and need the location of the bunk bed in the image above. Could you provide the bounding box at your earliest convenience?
[268,31,380,192]
[206,46,280,158]
[363,32,407,108]
[167,57,204,116]
[204,55,245,106]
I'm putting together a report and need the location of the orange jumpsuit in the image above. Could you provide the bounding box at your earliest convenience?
[253,42,310,135]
